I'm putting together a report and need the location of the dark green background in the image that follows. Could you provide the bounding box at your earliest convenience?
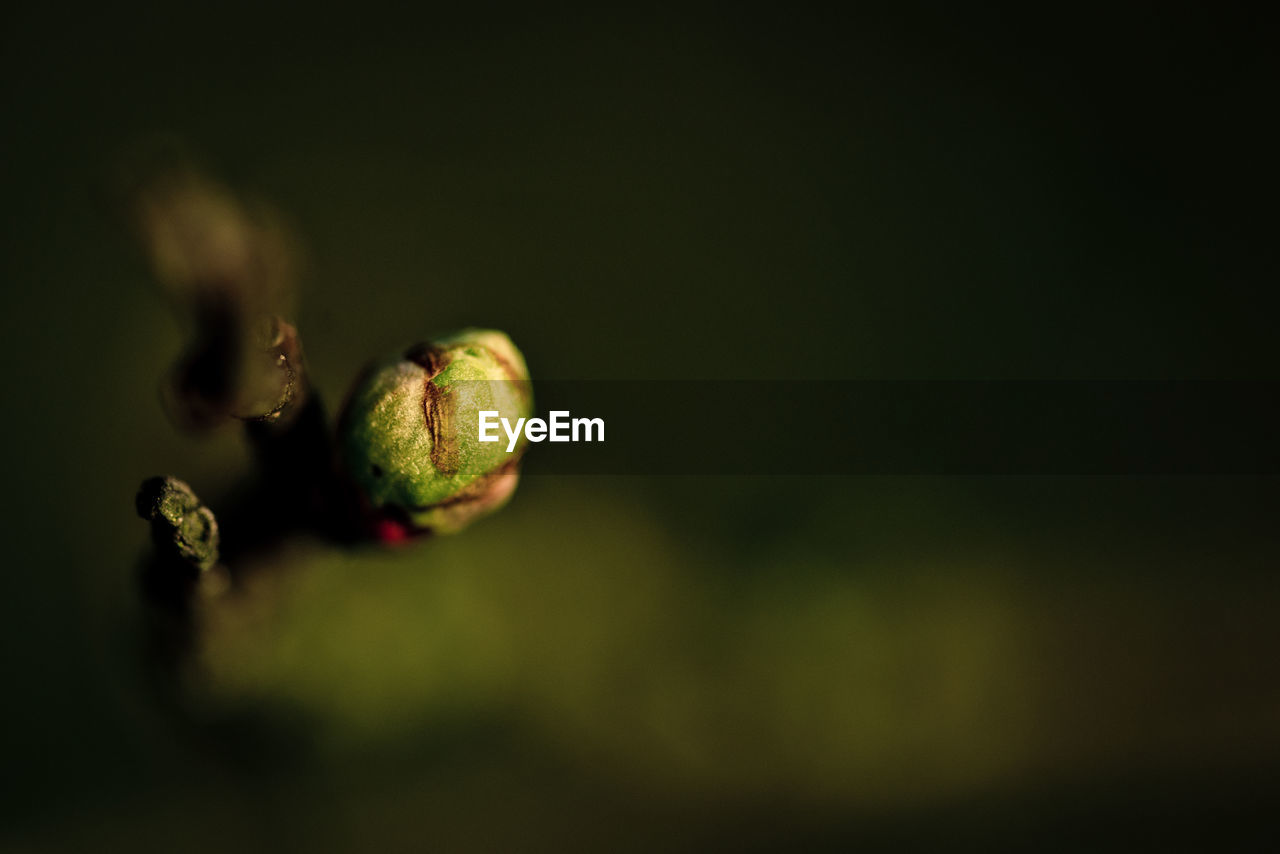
[3,4,1278,849]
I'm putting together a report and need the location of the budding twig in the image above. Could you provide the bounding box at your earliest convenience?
[124,148,337,598]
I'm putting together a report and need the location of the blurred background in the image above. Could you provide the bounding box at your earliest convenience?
[2,3,1279,849]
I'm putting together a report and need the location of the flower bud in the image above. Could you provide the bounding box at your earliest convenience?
[338,329,533,537]
[135,475,220,572]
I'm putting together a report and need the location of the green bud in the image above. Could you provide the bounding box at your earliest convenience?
[338,329,533,536]
[136,475,220,572]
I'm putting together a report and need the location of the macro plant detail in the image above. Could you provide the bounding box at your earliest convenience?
[127,151,534,607]
[339,329,533,539]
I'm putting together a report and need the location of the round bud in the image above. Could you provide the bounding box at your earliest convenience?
[338,329,533,536]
